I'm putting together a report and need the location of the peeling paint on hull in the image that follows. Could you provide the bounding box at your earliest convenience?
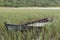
[27,22,49,27]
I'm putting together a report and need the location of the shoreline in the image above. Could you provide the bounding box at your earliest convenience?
[0,7,60,9]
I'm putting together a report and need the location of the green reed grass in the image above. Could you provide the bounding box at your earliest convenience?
[0,8,60,40]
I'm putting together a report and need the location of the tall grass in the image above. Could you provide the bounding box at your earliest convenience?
[0,8,60,40]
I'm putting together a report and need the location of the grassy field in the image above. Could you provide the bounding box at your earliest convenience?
[0,8,60,40]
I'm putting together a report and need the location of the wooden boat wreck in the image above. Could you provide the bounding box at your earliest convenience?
[4,17,54,32]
